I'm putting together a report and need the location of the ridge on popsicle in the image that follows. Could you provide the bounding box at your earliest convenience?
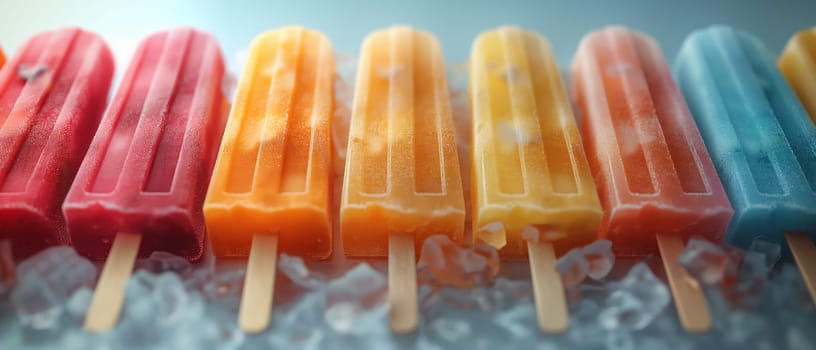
[0,27,114,259]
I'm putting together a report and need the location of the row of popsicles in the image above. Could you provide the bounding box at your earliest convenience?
[1,24,816,335]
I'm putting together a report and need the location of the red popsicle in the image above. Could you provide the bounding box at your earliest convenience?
[63,28,227,262]
[0,28,113,259]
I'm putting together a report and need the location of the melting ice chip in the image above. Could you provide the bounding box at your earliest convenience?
[417,235,499,287]
[279,253,324,289]
[748,238,781,271]
[599,263,670,331]
[581,240,615,281]
[475,222,506,249]
[677,238,731,285]
[555,249,589,288]
[18,64,48,80]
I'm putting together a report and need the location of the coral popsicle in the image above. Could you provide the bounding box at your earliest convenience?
[341,26,465,333]
[64,28,228,331]
[572,27,733,333]
[0,28,113,259]
[470,26,602,332]
[204,26,334,333]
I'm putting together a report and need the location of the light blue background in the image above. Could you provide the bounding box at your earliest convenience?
[1,0,814,75]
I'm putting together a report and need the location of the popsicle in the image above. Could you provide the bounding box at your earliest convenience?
[0,47,5,67]
[204,26,334,333]
[0,28,113,259]
[63,28,227,331]
[572,27,733,332]
[780,27,816,123]
[469,26,602,332]
[675,26,816,305]
[341,26,465,332]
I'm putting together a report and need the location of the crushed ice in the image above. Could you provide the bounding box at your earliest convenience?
[1,232,815,349]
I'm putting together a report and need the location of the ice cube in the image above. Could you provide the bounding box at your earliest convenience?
[279,253,324,289]
[134,251,193,277]
[733,250,768,296]
[417,235,499,288]
[771,265,812,311]
[581,240,615,280]
[567,300,606,346]
[10,275,63,330]
[429,318,471,342]
[116,271,204,348]
[494,303,536,337]
[11,246,98,330]
[204,268,245,314]
[492,278,533,309]
[555,249,589,288]
[605,331,634,350]
[65,287,93,321]
[677,238,731,285]
[598,263,670,331]
[324,263,388,335]
[748,238,781,271]
[787,326,816,350]
[723,311,766,345]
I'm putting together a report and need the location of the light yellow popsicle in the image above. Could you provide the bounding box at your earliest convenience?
[780,27,816,123]
[470,26,602,258]
[470,27,603,333]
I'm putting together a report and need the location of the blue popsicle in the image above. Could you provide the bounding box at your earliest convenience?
[673,26,816,253]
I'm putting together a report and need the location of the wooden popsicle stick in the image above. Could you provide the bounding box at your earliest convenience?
[388,233,418,334]
[785,233,816,305]
[84,232,142,332]
[0,240,15,286]
[239,233,279,333]
[656,233,712,333]
[527,240,569,333]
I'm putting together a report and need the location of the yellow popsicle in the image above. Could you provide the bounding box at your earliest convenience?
[203,26,334,333]
[780,27,816,123]
[470,26,603,333]
[470,26,602,257]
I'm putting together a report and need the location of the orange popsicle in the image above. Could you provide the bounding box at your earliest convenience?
[0,47,5,67]
[341,26,465,256]
[340,26,465,333]
[204,26,334,333]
